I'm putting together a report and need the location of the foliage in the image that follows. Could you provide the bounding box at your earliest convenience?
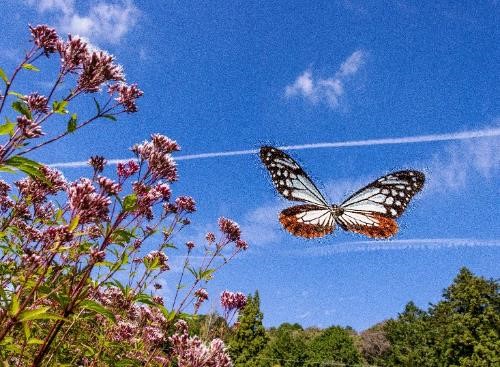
[380,267,499,367]
[306,326,362,366]
[228,291,268,366]
[257,323,308,367]
[0,24,248,366]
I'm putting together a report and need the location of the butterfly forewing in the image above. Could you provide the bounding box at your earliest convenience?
[260,146,329,207]
[340,170,425,218]
[279,205,335,238]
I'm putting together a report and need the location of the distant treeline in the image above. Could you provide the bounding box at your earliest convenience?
[189,267,499,366]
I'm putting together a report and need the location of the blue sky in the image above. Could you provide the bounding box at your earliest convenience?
[1,1,499,330]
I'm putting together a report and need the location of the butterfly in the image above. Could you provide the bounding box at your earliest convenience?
[259,146,425,239]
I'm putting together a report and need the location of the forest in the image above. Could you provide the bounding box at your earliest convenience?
[191,267,499,367]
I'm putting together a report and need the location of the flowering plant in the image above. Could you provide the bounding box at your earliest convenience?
[0,25,247,366]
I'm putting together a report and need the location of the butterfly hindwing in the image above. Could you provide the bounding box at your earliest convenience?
[260,146,329,207]
[336,211,398,239]
[340,170,425,218]
[279,204,335,239]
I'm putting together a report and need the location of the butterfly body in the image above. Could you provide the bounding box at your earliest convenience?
[260,146,425,239]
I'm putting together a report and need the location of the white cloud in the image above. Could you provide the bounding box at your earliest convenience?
[424,121,500,193]
[28,0,139,44]
[284,50,366,109]
[241,202,286,247]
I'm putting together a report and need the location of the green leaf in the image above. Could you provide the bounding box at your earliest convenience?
[135,294,156,306]
[0,67,8,84]
[67,113,77,133]
[12,100,32,119]
[122,194,137,212]
[199,268,215,281]
[80,300,116,323]
[101,114,117,121]
[10,294,19,316]
[18,307,63,322]
[68,215,80,232]
[22,63,40,72]
[52,100,68,114]
[111,228,136,244]
[93,97,101,114]
[27,338,45,345]
[4,156,44,181]
[0,121,15,136]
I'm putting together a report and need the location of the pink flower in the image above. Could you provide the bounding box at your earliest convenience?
[15,166,66,202]
[169,320,232,367]
[29,24,59,54]
[220,291,247,310]
[205,232,216,243]
[176,196,196,213]
[77,50,124,92]
[67,178,111,224]
[218,217,241,241]
[151,134,180,153]
[97,175,121,195]
[235,239,248,251]
[110,321,136,342]
[155,183,171,201]
[195,288,208,302]
[17,116,43,138]
[26,92,49,113]
[57,35,89,71]
[88,155,107,173]
[117,160,139,178]
[185,241,196,250]
[108,82,144,113]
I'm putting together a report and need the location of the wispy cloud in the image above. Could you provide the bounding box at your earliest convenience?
[289,238,500,257]
[48,126,500,168]
[27,0,139,44]
[241,202,286,247]
[424,122,500,192]
[284,50,366,109]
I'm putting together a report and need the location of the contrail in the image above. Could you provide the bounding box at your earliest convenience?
[290,238,500,257]
[48,127,500,169]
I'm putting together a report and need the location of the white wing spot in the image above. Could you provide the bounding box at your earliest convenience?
[283,189,289,196]
[382,189,389,195]
[276,171,281,176]
[399,192,405,197]
[390,208,397,216]
[406,186,412,191]
[279,180,284,185]
[395,200,401,206]
[391,189,397,196]
[409,172,415,176]
[385,197,394,205]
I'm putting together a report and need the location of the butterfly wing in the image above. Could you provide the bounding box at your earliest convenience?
[336,170,425,239]
[279,204,335,238]
[260,146,329,207]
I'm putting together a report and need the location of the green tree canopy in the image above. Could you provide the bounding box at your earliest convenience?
[228,291,268,366]
[306,325,362,366]
[258,323,308,367]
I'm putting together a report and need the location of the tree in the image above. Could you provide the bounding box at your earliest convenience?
[306,326,362,366]
[359,321,391,365]
[258,323,308,367]
[228,291,269,366]
[380,268,500,367]
[382,302,436,367]
[429,267,500,366]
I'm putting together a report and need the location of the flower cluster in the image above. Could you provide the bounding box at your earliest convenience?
[29,24,59,54]
[132,134,180,181]
[67,178,111,223]
[15,166,67,203]
[26,92,49,113]
[218,217,241,242]
[88,155,106,173]
[220,291,247,310]
[176,196,196,212]
[57,35,89,71]
[169,320,232,367]
[194,288,209,312]
[108,83,144,113]
[117,160,140,179]
[77,50,124,93]
[17,116,43,138]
